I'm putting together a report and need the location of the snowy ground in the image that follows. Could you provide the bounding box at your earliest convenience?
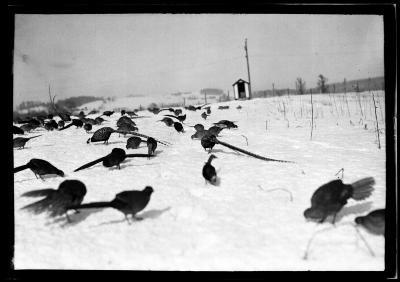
[13,91,386,270]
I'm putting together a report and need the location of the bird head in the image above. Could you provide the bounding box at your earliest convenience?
[143,186,154,194]
[354,216,364,225]
[86,138,91,144]
[57,170,65,177]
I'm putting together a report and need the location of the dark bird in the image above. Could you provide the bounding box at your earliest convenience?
[58,120,65,128]
[59,119,84,131]
[126,136,146,149]
[206,108,211,115]
[304,177,375,224]
[13,135,42,149]
[164,114,186,123]
[102,111,114,117]
[236,105,242,110]
[78,111,86,119]
[88,110,98,115]
[47,114,54,119]
[13,125,24,135]
[94,116,105,125]
[20,123,38,133]
[68,186,154,224]
[147,137,157,158]
[174,109,182,116]
[117,116,136,127]
[74,148,154,171]
[44,119,58,131]
[213,120,238,129]
[158,117,174,127]
[202,154,218,185]
[148,107,161,115]
[218,106,230,110]
[21,179,87,222]
[14,158,64,179]
[117,124,138,136]
[186,105,197,111]
[201,112,208,120]
[174,122,184,133]
[84,123,92,133]
[86,127,117,144]
[355,209,385,236]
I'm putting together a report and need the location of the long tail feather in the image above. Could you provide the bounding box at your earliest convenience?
[14,164,29,173]
[351,177,375,200]
[163,114,180,121]
[67,201,112,210]
[58,123,73,131]
[28,135,42,140]
[215,138,294,163]
[74,156,105,172]
[21,189,55,197]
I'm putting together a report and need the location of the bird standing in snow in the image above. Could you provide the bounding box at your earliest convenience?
[304,177,375,224]
[202,154,218,185]
[14,158,64,179]
[21,179,87,222]
[13,135,42,149]
[68,186,154,224]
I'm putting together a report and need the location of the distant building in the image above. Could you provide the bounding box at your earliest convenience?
[232,79,250,100]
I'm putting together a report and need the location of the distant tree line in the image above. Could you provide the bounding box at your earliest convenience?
[16,96,104,112]
[254,76,384,98]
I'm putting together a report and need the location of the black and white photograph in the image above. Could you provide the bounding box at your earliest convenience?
[8,4,396,274]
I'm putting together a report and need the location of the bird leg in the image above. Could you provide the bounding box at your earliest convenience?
[65,212,72,223]
[124,214,131,225]
[332,213,338,226]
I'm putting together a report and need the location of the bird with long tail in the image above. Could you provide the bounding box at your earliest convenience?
[13,135,42,149]
[74,148,155,172]
[67,186,154,224]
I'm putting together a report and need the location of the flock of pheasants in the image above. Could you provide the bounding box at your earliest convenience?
[13,102,384,258]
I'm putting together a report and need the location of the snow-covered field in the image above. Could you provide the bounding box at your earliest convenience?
[13,91,386,270]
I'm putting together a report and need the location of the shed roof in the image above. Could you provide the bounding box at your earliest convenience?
[232,78,249,86]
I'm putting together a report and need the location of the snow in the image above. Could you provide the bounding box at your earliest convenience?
[13,91,386,270]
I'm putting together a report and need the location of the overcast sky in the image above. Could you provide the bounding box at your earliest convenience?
[13,14,384,108]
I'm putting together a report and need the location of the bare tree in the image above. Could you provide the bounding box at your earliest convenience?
[317,74,328,93]
[296,77,306,95]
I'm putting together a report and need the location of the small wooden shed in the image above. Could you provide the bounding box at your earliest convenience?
[232,79,250,100]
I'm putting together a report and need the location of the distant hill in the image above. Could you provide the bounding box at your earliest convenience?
[200,88,224,95]
[253,76,384,98]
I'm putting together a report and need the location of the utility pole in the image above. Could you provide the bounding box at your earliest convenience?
[244,38,252,100]
[272,83,275,96]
